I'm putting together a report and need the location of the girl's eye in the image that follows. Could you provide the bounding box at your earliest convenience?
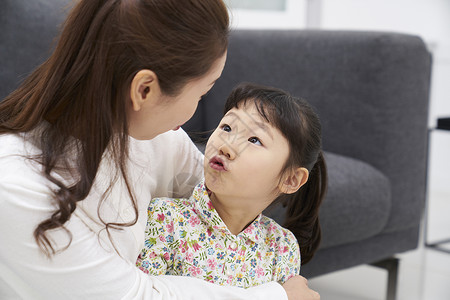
[221,124,231,132]
[248,137,262,146]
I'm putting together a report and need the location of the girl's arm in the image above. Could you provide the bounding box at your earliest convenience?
[278,230,302,283]
[136,198,175,276]
[269,223,301,284]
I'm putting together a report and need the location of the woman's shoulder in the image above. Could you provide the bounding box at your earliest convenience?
[0,133,56,219]
[0,132,26,156]
[130,128,195,156]
[128,128,203,176]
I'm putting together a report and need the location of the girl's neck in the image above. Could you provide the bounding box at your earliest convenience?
[209,193,260,236]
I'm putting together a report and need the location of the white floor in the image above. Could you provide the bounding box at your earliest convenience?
[309,190,450,300]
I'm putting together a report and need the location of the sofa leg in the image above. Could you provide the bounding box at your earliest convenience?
[371,257,399,300]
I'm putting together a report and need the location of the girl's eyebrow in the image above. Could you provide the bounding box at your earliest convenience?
[253,121,273,139]
[224,111,273,140]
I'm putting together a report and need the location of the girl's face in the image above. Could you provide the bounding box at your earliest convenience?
[204,102,290,212]
[128,53,227,140]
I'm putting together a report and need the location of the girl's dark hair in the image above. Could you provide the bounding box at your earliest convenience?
[224,82,327,265]
[0,0,229,257]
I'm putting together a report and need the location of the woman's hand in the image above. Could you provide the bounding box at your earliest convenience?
[283,275,320,300]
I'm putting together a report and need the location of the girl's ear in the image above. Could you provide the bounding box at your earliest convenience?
[129,69,161,111]
[279,167,309,194]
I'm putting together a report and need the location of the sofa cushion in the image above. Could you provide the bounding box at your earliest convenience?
[265,151,391,250]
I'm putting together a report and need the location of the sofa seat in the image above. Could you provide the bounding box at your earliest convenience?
[319,152,391,248]
[265,151,391,250]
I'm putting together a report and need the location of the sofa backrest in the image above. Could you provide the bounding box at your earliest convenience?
[0,0,72,100]
[185,30,431,153]
[184,29,432,231]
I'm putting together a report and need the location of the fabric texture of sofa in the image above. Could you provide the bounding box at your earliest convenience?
[1,0,432,298]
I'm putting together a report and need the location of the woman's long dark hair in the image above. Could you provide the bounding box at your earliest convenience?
[0,0,229,257]
[224,83,327,265]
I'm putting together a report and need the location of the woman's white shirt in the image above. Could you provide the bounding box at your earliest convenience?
[0,129,287,300]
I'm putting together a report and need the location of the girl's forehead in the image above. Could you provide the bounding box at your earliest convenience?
[227,100,275,123]
[224,103,268,124]
[223,104,279,136]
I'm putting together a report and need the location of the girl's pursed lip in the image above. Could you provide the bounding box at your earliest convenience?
[209,156,227,171]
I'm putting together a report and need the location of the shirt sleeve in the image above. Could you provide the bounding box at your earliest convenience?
[136,198,173,276]
[169,129,204,198]
[276,229,301,284]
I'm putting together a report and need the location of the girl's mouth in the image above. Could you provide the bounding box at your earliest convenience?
[209,156,227,171]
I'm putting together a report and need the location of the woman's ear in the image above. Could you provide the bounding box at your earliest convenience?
[279,167,309,194]
[129,69,161,111]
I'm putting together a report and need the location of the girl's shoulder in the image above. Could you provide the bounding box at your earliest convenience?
[259,214,298,243]
[149,197,195,218]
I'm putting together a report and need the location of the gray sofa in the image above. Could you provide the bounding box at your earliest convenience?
[184,30,432,297]
[1,0,432,298]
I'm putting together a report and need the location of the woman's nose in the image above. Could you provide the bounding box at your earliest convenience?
[219,142,236,160]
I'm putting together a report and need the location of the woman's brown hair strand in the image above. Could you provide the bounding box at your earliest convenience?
[0,0,229,257]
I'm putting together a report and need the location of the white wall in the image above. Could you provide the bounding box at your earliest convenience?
[321,0,450,125]
[226,0,307,29]
[319,0,450,195]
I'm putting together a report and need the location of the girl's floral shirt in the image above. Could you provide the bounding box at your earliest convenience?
[136,179,300,288]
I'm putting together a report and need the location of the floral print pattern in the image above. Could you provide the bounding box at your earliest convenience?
[136,179,300,287]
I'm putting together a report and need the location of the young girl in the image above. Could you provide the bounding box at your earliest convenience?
[136,83,327,287]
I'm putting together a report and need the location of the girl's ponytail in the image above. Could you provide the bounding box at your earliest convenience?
[283,151,327,265]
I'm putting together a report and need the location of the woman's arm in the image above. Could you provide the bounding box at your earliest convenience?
[0,176,287,300]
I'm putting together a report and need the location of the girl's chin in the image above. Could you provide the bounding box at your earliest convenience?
[204,174,225,191]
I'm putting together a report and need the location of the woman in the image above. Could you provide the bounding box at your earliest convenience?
[0,0,319,299]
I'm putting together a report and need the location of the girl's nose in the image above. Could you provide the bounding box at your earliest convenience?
[219,142,236,160]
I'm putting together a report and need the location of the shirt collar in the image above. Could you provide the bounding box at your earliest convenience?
[191,178,262,244]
